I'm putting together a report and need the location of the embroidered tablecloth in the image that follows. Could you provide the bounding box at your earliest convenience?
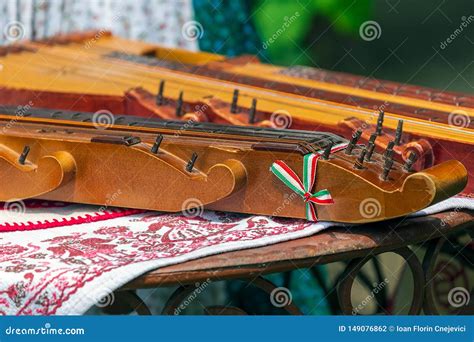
[0,197,472,315]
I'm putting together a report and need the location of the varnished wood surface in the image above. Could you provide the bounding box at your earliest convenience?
[0,32,472,194]
[0,107,467,223]
[122,209,473,289]
[0,32,472,196]
[1,32,472,144]
[0,32,470,217]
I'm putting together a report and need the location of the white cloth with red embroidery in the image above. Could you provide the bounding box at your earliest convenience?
[0,197,472,315]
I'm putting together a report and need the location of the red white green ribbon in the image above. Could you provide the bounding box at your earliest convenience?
[270,143,348,221]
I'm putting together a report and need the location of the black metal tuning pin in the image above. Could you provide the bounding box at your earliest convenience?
[384,141,395,159]
[354,147,367,169]
[186,152,198,172]
[156,80,165,106]
[248,98,257,124]
[18,146,30,165]
[345,129,362,155]
[394,120,403,145]
[321,141,334,160]
[381,157,394,181]
[151,134,163,154]
[403,152,417,172]
[231,89,239,114]
[375,110,384,136]
[365,133,377,161]
[176,91,184,117]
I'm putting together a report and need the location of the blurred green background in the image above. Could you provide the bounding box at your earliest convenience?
[195,0,473,93]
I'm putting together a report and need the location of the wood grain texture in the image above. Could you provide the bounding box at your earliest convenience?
[0,31,471,196]
[0,107,467,222]
[121,210,474,288]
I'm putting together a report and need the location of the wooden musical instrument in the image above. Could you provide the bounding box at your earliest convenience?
[0,31,471,193]
[0,106,467,223]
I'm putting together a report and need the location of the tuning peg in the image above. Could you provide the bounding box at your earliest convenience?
[156,80,165,106]
[231,89,239,114]
[384,141,395,159]
[151,134,163,154]
[248,98,257,124]
[394,120,403,145]
[375,110,384,136]
[403,152,417,172]
[345,129,362,155]
[321,141,333,160]
[365,133,377,161]
[354,147,367,169]
[18,145,30,165]
[176,91,184,117]
[381,157,394,181]
[186,152,198,172]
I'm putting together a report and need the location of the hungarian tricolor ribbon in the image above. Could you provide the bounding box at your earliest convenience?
[270,143,348,221]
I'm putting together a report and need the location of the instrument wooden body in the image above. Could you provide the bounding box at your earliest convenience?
[0,31,471,195]
[0,107,467,223]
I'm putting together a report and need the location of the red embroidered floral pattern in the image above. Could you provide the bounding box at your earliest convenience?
[0,211,312,315]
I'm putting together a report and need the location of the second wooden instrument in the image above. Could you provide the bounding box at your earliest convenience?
[0,106,467,223]
[0,31,472,195]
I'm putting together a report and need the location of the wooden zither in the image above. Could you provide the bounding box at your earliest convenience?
[0,31,472,194]
[0,106,467,223]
